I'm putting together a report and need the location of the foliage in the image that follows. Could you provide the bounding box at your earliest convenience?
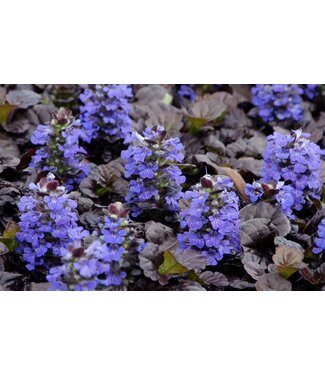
[0,83,324,291]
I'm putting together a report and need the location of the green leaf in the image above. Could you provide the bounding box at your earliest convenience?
[0,238,18,253]
[188,270,203,284]
[277,266,298,279]
[162,92,173,105]
[0,103,16,125]
[158,250,188,275]
[0,224,20,252]
[187,117,209,135]
[95,187,110,197]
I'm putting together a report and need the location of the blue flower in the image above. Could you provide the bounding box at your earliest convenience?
[99,206,144,279]
[47,233,111,291]
[79,84,132,143]
[47,201,144,291]
[31,125,52,145]
[313,218,325,254]
[177,175,240,266]
[16,173,79,271]
[30,108,90,191]
[101,223,126,245]
[251,84,304,123]
[303,84,321,100]
[121,126,186,216]
[177,85,197,102]
[261,130,322,218]
[245,181,264,203]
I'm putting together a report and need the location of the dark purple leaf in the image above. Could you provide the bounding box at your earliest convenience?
[138,243,169,285]
[6,89,41,109]
[299,264,325,285]
[135,85,169,105]
[228,277,255,290]
[242,252,267,280]
[145,221,175,248]
[2,119,30,134]
[255,273,292,291]
[240,202,291,252]
[174,280,206,291]
[171,249,208,271]
[199,271,229,287]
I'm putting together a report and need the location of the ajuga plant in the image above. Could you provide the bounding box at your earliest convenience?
[47,202,144,290]
[177,84,197,102]
[30,107,90,191]
[251,84,304,123]
[79,84,132,143]
[47,227,106,291]
[313,218,325,254]
[121,125,186,217]
[16,173,79,271]
[177,175,240,266]
[100,202,145,282]
[245,130,323,219]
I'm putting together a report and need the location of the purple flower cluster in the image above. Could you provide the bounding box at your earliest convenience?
[313,218,325,254]
[178,175,240,265]
[47,227,109,291]
[177,85,197,101]
[261,130,323,218]
[303,84,321,100]
[47,202,144,290]
[79,84,132,143]
[30,108,90,191]
[101,204,144,279]
[251,84,304,123]
[121,126,186,217]
[16,173,79,271]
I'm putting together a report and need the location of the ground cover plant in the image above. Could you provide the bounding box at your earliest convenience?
[1,84,325,291]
